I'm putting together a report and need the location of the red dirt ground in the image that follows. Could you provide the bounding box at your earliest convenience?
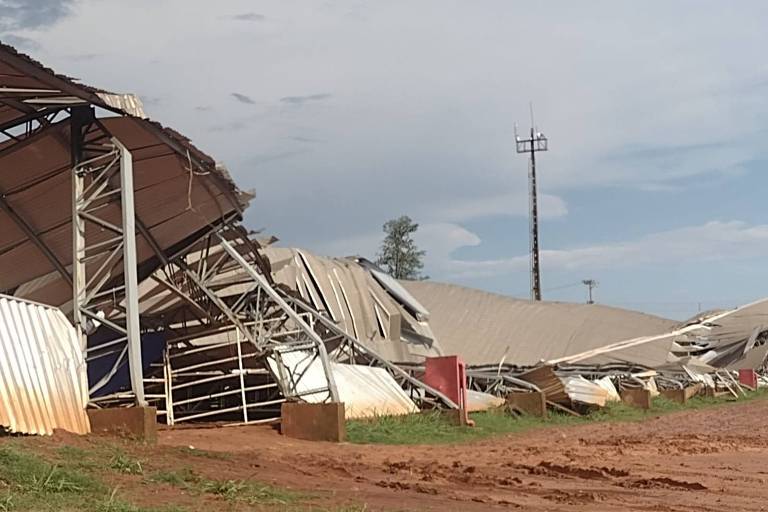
[155,398,768,511]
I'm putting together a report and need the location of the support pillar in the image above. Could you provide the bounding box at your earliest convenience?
[71,106,88,353]
[115,138,145,406]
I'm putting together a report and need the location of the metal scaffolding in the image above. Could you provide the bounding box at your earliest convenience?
[91,222,458,424]
[70,107,145,405]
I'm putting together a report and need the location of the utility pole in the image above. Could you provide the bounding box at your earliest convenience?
[582,279,597,304]
[516,108,548,301]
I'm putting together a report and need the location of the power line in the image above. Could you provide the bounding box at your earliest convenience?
[542,281,582,293]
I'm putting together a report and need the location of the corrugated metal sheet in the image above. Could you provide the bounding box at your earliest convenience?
[402,281,677,365]
[595,377,621,402]
[264,248,442,363]
[0,294,90,435]
[6,116,247,308]
[268,351,419,419]
[563,376,609,407]
[96,92,147,118]
[333,364,419,418]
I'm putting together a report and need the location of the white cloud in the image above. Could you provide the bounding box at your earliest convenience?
[311,230,382,260]
[431,192,568,222]
[23,1,768,310]
[422,220,768,280]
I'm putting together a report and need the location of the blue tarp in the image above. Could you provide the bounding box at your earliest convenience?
[87,330,166,397]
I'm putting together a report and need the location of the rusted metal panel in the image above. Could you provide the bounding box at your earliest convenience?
[0,294,90,435]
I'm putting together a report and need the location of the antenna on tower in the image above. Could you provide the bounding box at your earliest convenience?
[516,104,549,301]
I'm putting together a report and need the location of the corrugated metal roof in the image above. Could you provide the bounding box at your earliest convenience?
[557,298,768,369]
[0,43,248,310]
[4,115,247,307]
[264,248,442,363]
[267,351,418,419]
[96,93,147,118]
[402,281,677,365]
[0,294,90,435]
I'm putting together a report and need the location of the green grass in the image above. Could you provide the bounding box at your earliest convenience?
[0,443,186,512]
[347,389,768,445]
[0,438,372,512]
[109,453,144,475]
[149,468,302,506]
[0,444,109,511]
[0,441,305,511]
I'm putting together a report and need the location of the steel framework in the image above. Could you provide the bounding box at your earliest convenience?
[92,222,457,423]
[68,107,147,405]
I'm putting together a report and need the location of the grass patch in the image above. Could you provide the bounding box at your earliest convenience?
[0,444,181,512]
[109,453,144,475]
[347,389,768,445]
[149,468,302,506]
[0,444,102,510]
[0,445,103,494]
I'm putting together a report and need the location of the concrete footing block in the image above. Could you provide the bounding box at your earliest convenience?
[506,391,547,417]
[660,388,686,404]
[87,406,157,442]
[620,388,652,409]
[281,402,346,442]
[660,384,703,404]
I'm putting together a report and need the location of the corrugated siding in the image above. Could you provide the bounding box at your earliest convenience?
[0,295,90,435]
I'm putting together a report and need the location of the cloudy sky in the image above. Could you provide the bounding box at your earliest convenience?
[4,0,768,319]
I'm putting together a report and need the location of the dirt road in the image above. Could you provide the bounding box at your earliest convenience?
[158,398,768,511]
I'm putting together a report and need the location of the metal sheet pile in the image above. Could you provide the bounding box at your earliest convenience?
[464,299,768,412]
[399,282,768,413]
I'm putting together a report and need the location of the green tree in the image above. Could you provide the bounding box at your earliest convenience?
[376,215,426,280]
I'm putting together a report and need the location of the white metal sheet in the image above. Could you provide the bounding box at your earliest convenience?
[0,294,90,435]
[563,376,609,407]
[268,351,418,419]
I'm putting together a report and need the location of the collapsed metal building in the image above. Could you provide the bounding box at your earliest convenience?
[404,282,768,405]
[0,42,453,433]
[1,41,766,435]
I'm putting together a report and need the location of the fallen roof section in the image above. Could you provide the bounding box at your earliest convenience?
[2,108,248,307]
[264,247,443,363]
[0,40,142,129]
[551,298,768,371]
[402,280,677,365]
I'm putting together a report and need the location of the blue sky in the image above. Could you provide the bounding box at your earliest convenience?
[4,0,768,319]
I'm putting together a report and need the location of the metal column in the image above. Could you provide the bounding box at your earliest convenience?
[115,138,146,406]
[71,114,147,406]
